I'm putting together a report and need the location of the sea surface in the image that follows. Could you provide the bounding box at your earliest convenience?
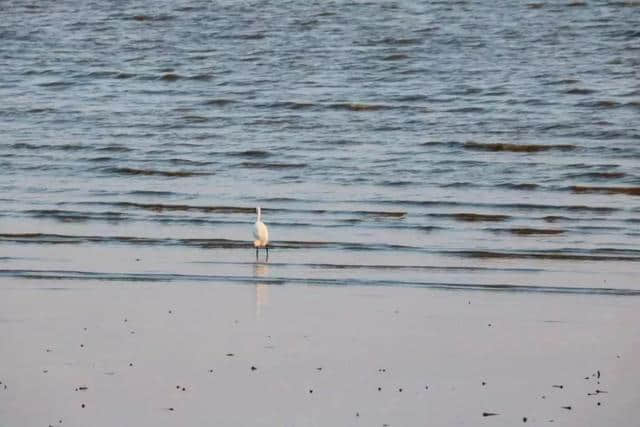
[1,0,639,294]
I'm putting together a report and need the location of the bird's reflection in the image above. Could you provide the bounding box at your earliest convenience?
[253,262,270,319]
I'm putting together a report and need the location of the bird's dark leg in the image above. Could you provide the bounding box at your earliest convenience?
[255,247,258,260]
[266,246,269,260]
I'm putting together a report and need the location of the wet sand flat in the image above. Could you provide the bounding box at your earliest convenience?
[1,279,638,426]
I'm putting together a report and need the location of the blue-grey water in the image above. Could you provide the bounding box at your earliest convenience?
[1,0,639,294]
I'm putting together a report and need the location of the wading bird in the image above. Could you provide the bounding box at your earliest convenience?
[253,206,269,259]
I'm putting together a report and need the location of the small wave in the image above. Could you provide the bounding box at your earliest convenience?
[577,100,620,109]
[363,37,423,46]
[189,73,213,81]
[173,5,205,12]
[264,101,317,110]
[492,228,566,236]
[217,32,265,41]
[100,167,209,177]
[447,249,640,261]
[96,145,133,152]
[131,14,174,22]
[445,107,485,113]
[238,32,266,40]
[22,209,126,222]
[239,162,306,169]
[167,158,214,166]
[25,107,58,114]
[203,98,237,106]
[612,29,640,40]
[160,73,181,81]
[379,180,414,187]
[440,182,471,188]
[181,115,209,123]
[450,213,510,222]
[0,232,414,252]
[37,80,73,88]
[565,172,626,180]
[507,98,554,106]
[394,94,430,102]
[328,102,390,112]
[227,150,272,159]
[355,210,407,219]
[565,88,596,95]
[89,202,256,214]
[542,216,569,223]
[2,269,638,296]
[147,149,179,155]
[449,87,483,96]
[382,53,410,61]
[116,72,136,79]
[570,186,640,196]
[540,122,574,131]
[9,143,89,151]
[497,183,540,190]
[0,233,245,248]
[544,78,581,86]
[324,139,366,146]
[84,70,121,79]
[375,199,618,214]
[607,1,640,7]
[0,233,96,244]
[463,142,575,153]
[196,261,540,273]
[84,156,114,163]
[127,190,178,196]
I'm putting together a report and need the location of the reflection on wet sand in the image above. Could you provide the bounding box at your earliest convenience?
[254,262,270,318]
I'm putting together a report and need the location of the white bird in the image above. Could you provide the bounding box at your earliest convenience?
[253,206,269,259]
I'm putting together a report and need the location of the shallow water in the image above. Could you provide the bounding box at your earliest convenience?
[1,0,639,293]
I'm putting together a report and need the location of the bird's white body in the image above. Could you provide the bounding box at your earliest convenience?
[253,206,269,248]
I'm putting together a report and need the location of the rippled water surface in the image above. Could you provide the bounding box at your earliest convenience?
[1,0,639,293]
